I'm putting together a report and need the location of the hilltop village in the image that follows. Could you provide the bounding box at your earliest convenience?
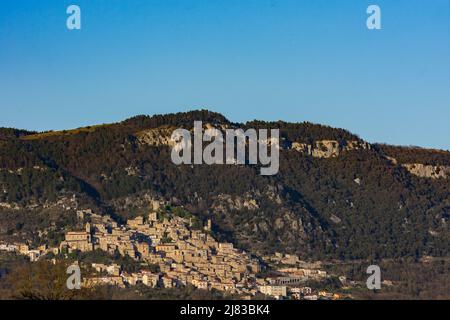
[0,201,351,300]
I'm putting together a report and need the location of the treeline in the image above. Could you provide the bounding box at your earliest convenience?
[245,120,360,144]
[376,144,450,166]
[327,258,450,300]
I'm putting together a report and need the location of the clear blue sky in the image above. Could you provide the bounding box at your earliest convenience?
[0,0,449,150]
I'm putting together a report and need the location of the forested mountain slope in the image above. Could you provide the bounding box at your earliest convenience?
[0,110,448,260]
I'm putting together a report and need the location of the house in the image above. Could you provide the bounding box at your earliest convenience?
[28,250,41,262]
[142,272,160,287]
[258,285,287,298]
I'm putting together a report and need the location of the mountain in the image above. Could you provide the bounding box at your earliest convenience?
[0,110,448,260]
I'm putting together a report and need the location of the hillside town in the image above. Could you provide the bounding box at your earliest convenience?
[0,201,350,300]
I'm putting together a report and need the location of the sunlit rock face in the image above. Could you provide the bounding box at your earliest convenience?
[402,163,450,179]
[292,140,370,158]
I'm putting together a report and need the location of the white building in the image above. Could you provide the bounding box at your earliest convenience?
[259,285,287,298]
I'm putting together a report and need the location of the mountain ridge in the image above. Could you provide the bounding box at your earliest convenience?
[0,110,448,261]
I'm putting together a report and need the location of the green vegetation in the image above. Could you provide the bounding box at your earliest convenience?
[0,252,233,300]
[161,233,173,244]
[0,258,95,300]
[245,120,360,145]
[21,124,112,141]
[326,258,450,300]
[65,249,143,273]
[375,144,450,166]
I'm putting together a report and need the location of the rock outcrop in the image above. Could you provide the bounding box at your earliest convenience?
[291,140,371,158]
[402,163,450,179]
[136,128,176,147]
